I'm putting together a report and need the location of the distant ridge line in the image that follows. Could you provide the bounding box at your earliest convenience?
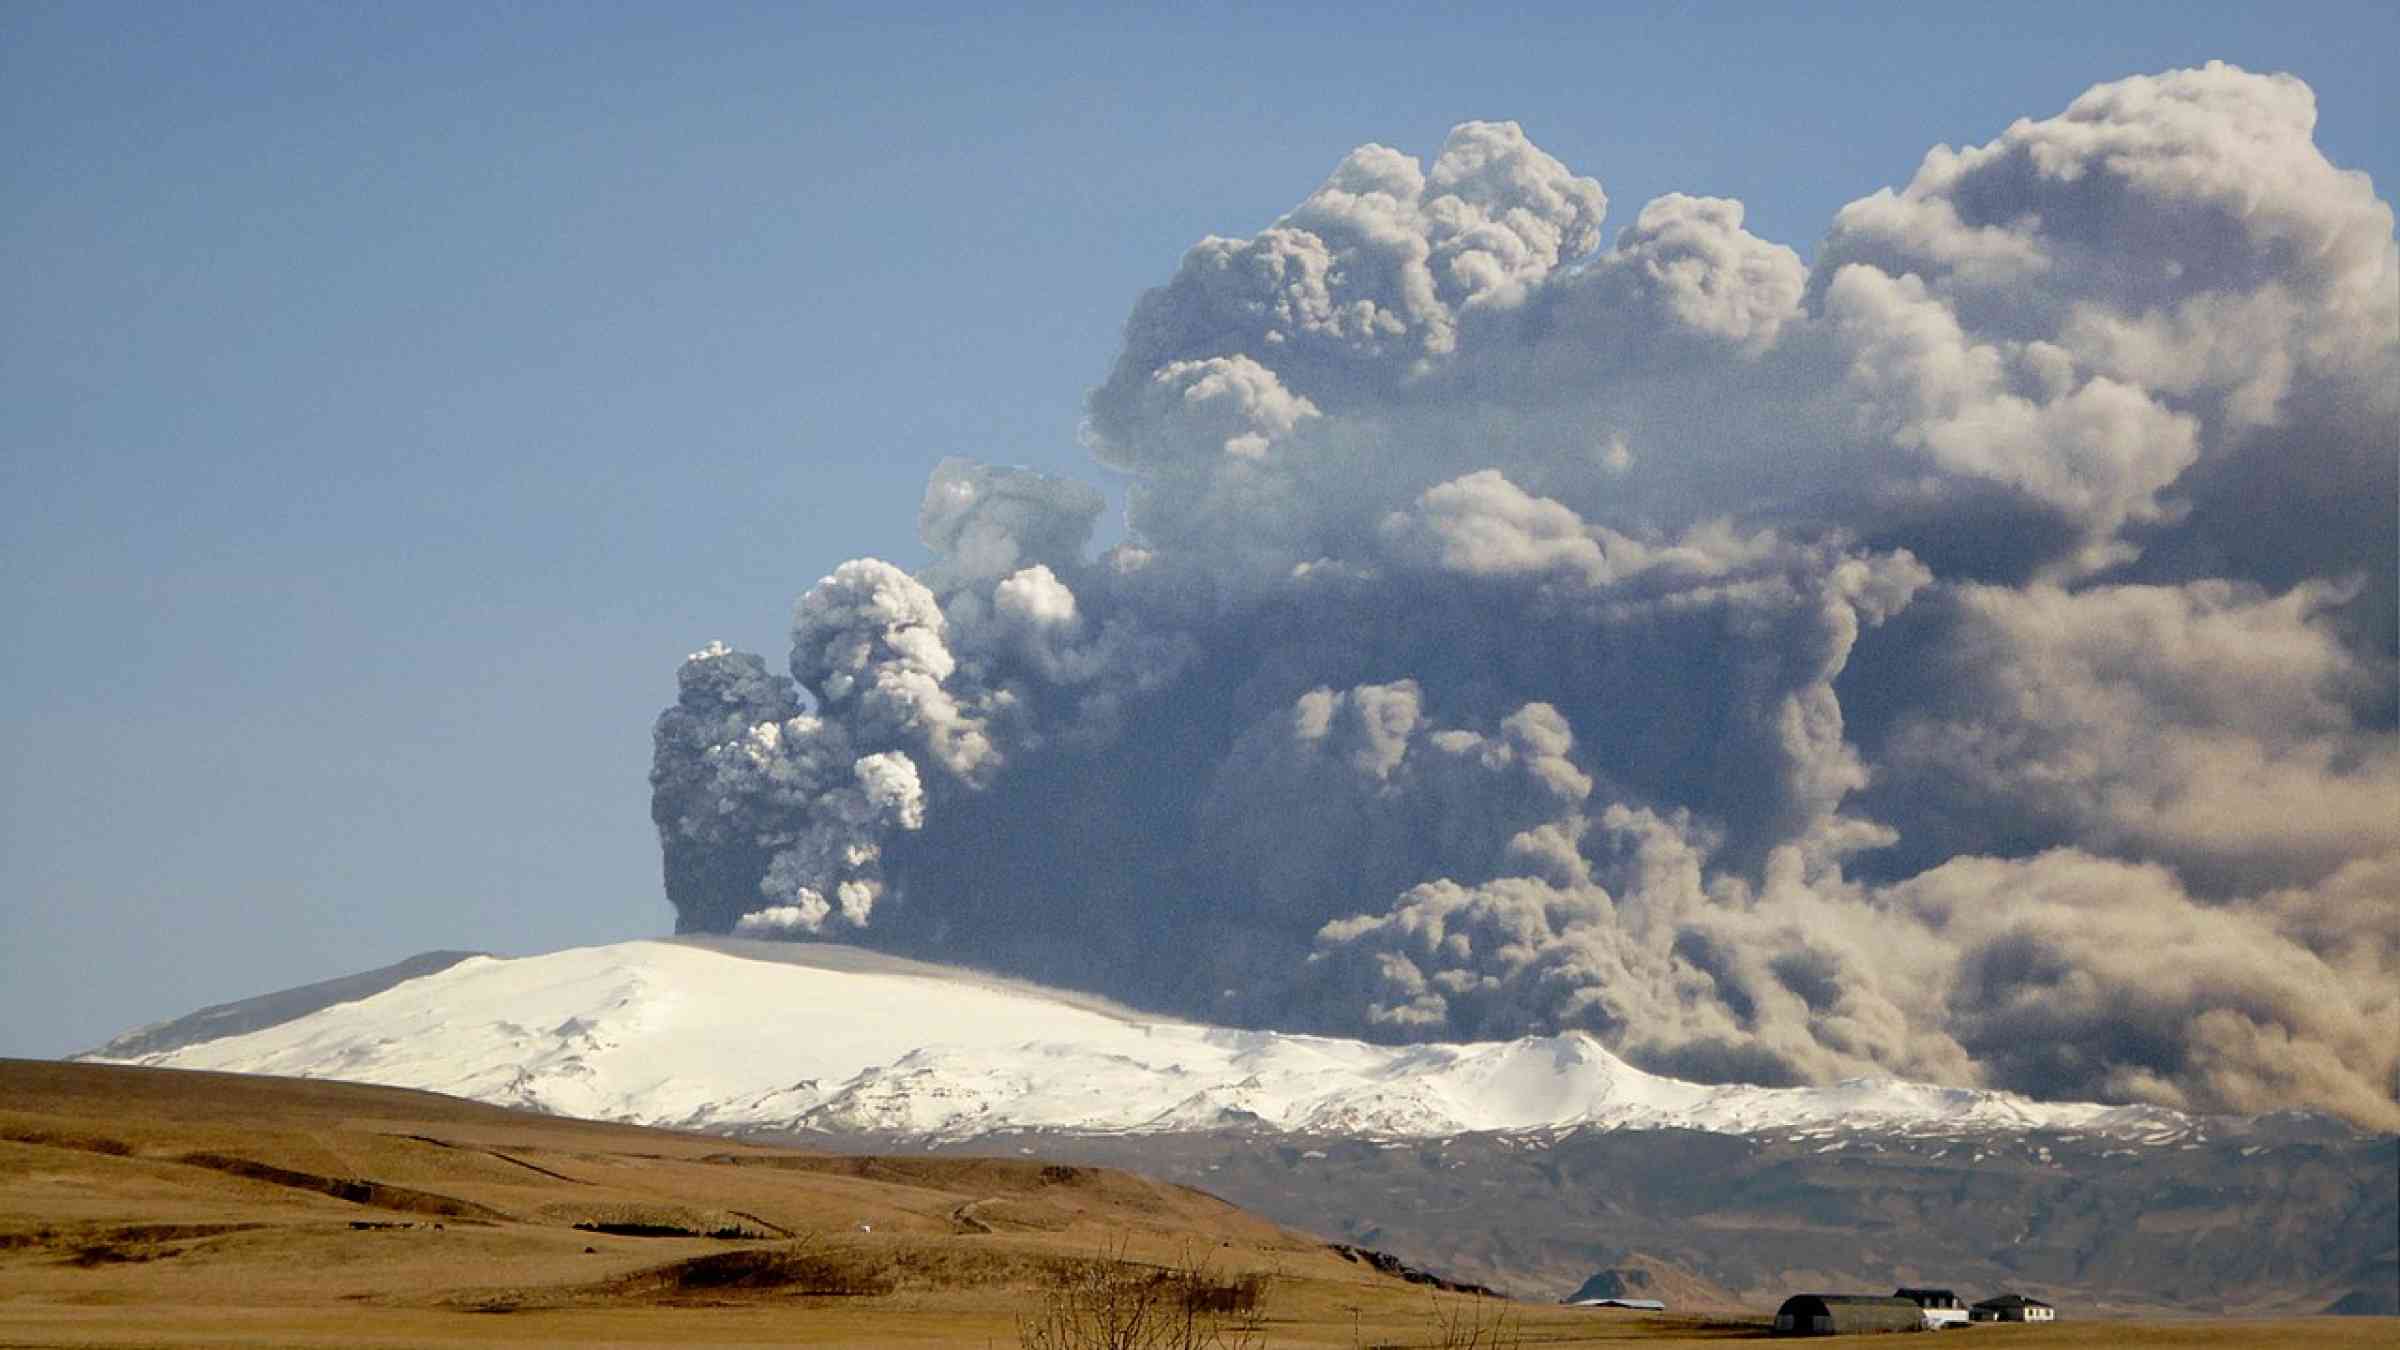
[80,949,485,1059]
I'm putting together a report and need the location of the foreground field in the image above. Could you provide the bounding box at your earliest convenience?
[1,1061,2388,1348]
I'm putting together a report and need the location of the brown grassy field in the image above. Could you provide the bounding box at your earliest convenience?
[1,1059,2387,1348]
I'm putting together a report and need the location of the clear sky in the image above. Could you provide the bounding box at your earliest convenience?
[4,0,2393,1058]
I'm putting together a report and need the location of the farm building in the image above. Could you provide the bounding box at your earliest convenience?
[1569,1297,1666,1310]
[1771,1293,1928,1335]
[1895,1287,1968,1328]
[1971,1293,2057,1322]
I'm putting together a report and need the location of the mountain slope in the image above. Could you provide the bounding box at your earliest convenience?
[91,937,2200,1143]
[984,1120,2398,1314]
[0,1059,1490,1347]
[90,949,485,1059]
[80,938,2400,1313]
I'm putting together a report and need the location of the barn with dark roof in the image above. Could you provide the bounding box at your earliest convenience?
[1972,1293,2056,1322]
[1895,1287,1967,1328]
[1771,1293,1927,1335]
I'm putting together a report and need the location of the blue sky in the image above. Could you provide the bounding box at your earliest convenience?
[4,1,2393,1057]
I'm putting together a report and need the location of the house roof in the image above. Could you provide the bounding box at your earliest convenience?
[1973,1293,2054,1309]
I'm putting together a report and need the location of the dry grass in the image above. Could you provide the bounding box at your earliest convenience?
[0,1059,2387,1347]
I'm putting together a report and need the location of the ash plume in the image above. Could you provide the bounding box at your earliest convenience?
[653,65,2400,1128]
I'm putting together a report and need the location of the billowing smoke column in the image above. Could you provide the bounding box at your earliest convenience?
[652,65,2400,1129]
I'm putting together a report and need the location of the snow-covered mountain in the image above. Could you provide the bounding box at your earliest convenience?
[81,937,2395,1317]
[89,937,2201,1144]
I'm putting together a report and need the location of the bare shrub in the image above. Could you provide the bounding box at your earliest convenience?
[1426,1291,1521,1350]
[1348,1292,1523,1350]
[1017,1239,1267,1350]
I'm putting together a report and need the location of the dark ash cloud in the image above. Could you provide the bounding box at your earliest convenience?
[652,67,2399,1129]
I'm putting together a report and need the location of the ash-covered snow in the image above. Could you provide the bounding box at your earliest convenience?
[89,938,2201,1143]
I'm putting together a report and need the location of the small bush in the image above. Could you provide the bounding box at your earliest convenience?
[1180,1271,1266,1315]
